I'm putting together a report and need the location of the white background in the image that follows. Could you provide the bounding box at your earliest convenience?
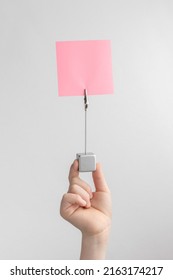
[0,0,173,259]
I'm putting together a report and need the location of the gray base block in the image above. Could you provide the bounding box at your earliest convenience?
[76,153,96,172]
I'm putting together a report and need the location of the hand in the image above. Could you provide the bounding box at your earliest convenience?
[60,160,112,259]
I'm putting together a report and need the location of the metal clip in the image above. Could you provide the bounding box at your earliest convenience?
[84,89,89,111]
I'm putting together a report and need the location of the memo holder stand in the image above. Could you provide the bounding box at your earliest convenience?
[76,89,96,172]
[56,40,114,172]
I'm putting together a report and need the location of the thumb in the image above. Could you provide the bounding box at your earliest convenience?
[68,159,79,183]
[92,163,110,193]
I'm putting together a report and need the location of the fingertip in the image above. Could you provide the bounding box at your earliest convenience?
[73,159,79,171]
[84,201,91,209]
[81,199,87,207]
[90,191,93,199]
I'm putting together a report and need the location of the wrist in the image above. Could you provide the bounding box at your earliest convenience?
[80,228,111,260]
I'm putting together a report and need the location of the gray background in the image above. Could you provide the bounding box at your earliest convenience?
[0,0,173,259]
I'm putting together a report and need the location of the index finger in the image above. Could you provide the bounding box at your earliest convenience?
[68,159,79,183]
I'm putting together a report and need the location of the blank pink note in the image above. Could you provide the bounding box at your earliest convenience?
[56,40,114,96]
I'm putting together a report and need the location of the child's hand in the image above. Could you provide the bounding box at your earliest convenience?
[60,160,112,259]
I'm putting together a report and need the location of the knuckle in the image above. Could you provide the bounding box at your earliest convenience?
[62,193,68,200]
[71,177,78,185]
[69,183,78,193]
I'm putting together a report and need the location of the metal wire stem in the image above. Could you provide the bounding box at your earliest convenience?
[85,109,87,154]
[84,89,89,154]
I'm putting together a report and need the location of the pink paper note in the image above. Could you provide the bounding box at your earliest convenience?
[56,40,114,96]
